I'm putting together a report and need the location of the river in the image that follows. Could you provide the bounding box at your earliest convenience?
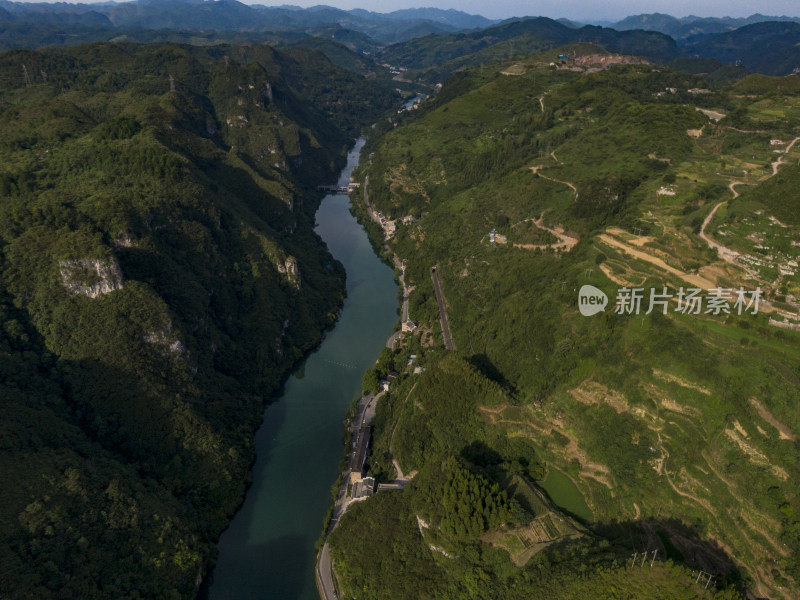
[204,138,398,600]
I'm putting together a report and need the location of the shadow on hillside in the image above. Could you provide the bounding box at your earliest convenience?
[471,451,752,592]
[465,353,516,393]
[588,516,749,589]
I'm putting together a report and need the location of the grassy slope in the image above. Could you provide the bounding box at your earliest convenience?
[331,53,800,599]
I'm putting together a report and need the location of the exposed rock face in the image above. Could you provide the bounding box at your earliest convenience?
[144,321,186,356]
[59,258,123,298]
[112,234,137,249]
[277,256,301,289]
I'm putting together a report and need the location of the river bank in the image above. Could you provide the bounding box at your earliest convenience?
[203,139,399,600]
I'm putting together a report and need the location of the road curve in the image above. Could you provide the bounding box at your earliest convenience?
[386,330,401,349]
[699,135,800,267]
[699,201,740,264]
[317,542,336,600]
[529,164,578,199]
[771,136,800,175]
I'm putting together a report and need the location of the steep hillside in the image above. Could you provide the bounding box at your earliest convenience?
[0,42,396,598]
[378,16,680,81]
[683,22,800,76]
[332,54,800,599]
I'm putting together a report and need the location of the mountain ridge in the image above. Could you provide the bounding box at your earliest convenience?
[0,40,397,598]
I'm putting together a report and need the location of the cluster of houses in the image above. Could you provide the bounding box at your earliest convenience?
[381,63,407,77]
[348,426,376,501]
[408,354,425,375]
[346,355,426,501]
[372,212,417,240]
[489,229,508,244]
[654,87,711,98]
[397,98,422,114]
[373,210,397,238]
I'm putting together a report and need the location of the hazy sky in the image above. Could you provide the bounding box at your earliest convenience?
[15,0,800,21]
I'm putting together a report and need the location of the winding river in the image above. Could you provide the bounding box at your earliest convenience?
[205,139,398,599]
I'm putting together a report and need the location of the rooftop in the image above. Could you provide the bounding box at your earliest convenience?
[352,477,376,499]
[348,426,371,475]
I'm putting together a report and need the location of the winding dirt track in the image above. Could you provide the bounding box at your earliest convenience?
[513,217,578,252]
[529,164,579,199]
[598,233,716,289]
[699,201,741,264]
[699,136,800,267]
[771,136,800,175]
[388,382,419,481]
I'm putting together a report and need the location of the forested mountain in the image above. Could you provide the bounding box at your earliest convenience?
[377,17,680,83]
[369,7,495,29]
[4,4,800,599]
[682,22,800,76]
[3,1,800,80]
[380,17,678,70]
[612,12,800,41]
[0,23,394,82]
[607,14,800,77]
[0,41,396,598]
[0,0,494,48]
[373,14,800,84]
[335,48,800,599]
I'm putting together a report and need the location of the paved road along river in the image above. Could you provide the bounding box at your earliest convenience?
[203,138,399,600]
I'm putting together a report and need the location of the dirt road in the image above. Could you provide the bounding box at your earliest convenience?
[431,266,456,350]
[598,233,716,289]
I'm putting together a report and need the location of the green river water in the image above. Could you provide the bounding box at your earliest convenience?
[205,139,398,599]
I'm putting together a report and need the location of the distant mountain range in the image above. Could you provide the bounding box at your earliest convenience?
[682,21,800,76]
[611,12,800,41]
[378,16,680,80]
[0,0,497,45]
[1,2,800,77]
[608,13,800,76]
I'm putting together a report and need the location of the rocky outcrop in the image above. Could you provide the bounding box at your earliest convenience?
[277,256,301,289]
[144,321,186,356]
[112,234,137,249]
[59,258,123,298]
